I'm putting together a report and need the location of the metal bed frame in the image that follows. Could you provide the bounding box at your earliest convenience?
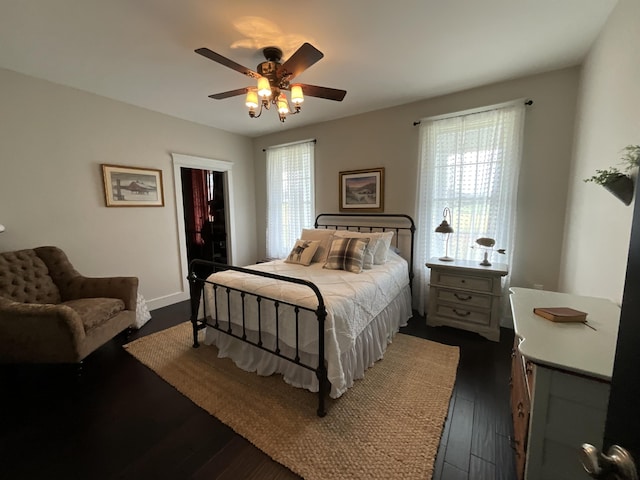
[188,213,416,417]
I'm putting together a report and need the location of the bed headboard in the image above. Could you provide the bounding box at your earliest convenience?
[314,213,416,292]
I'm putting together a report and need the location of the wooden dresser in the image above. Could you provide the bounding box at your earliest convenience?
[426,258,508,341]
[509,288,620,480]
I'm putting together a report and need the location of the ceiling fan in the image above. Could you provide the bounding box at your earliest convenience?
[195,42,347,122]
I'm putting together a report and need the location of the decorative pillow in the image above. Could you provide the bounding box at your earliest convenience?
[373,231,395,264]
[284,239,320,266]
[333,231,374,268]
[323,237,370,274]
[300,228,336,263]
[333,230,395,266]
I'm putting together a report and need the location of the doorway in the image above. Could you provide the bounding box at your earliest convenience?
[180,168,228,266]
[171,153,236,301]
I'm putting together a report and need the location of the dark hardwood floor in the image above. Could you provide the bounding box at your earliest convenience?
[0,301,516,480]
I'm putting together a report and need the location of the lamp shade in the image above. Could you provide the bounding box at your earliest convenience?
[0,224,5,233]
[435,220,453,234]
[277,94,289,114]
[257,77,271,97]
[290,84,304,104]
[245,89,258,109]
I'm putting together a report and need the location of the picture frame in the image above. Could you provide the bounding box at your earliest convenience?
[101,164,164,207]
[339,167,385,212]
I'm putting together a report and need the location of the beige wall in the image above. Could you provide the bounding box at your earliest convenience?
[5,1,634,314]
[0,68,257,310]
[253,68,580,293]
[560,0,640,304]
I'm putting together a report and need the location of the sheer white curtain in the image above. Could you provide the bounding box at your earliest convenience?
[266,140,315,259]
[414,102,525,314]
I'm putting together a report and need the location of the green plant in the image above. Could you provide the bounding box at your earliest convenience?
[584,144,640,185]
[621,144,640,168]
[584,167,626,185]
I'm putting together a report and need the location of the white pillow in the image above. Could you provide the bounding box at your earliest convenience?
[284,239,320,266]
[373,231,395,264]
[300,228,336,263]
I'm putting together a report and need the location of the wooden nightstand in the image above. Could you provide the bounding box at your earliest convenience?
[425,257,508,342]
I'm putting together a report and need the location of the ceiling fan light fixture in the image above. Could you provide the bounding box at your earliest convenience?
[257,76,271,98]
[196,43,346,122]
[277,93,290,122]
[290,84,304,105]
[245,89,258,110]
[277,94,289,113]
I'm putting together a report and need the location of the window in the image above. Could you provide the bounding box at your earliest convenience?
[266,140,315,259]
[414,102,525,313]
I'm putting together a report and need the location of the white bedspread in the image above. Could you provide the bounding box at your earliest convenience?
[202,250,411,397]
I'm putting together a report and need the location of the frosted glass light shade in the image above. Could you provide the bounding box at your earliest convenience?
[290,85,304,104]
[245,90,258,109]
[277,94,289,114]
[257,77,271,97]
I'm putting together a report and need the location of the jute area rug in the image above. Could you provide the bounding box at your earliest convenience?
[124,322,460,480]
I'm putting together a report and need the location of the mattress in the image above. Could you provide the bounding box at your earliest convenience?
[202,249,412,397]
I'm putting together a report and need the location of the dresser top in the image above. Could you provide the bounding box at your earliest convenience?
[510,287,620,381]
[426,257,508,275]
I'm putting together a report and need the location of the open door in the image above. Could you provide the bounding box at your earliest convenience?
[180,168,228,266]
[171,154,236,301]
[579,190,640,479]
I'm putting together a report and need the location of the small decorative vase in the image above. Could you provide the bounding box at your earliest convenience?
[603,174,634,206]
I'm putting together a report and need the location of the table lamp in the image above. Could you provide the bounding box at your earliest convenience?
[435,208,454,261]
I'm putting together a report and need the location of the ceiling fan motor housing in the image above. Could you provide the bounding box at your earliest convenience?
[258,46,289,90]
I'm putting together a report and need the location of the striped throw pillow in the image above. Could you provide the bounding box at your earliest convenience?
[323,237,370,274]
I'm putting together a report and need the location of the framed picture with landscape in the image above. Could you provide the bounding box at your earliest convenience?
[101,164,164,207]
[339,167,385,212]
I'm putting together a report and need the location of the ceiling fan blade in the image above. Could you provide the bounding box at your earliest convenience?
[279,43,324,80]
[296,83,347,101]
[195,48,260,79]
[208,87,250,100]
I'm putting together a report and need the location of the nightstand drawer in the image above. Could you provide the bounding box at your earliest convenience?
[434,303,492,326]
[433,271,493,293]
[436,288,492,309]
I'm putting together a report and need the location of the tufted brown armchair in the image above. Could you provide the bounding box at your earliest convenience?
[0,246,138,364]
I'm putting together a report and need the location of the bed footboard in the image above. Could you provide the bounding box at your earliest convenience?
[188,260,329,417]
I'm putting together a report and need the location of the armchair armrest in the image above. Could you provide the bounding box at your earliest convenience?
[63,276,139,310]
[0,297,86,363]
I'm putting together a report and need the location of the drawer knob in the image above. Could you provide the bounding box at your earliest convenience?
[453,309,471,317]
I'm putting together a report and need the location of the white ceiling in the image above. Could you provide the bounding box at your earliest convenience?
[0,0,617,138]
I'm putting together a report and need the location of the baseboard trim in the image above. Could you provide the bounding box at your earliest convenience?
[146,291,190,311]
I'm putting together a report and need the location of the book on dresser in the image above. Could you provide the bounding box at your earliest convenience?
[533,306,587,322]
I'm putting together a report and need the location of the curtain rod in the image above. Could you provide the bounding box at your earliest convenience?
[262,138,316,152]
[412,99,533,126]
